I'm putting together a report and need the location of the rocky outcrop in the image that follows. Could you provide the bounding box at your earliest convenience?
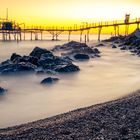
[0,46,80,75]
[30,47,52,59]
[52,41,100,60]
[103,35,125,43]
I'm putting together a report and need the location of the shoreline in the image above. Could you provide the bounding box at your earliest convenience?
[0,91,140,139]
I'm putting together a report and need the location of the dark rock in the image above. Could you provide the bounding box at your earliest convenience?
[120,46,126,50]
[103,35,125,42]
[74,53,90,60]
[40,53,54,60]
[13,56,38,66]
[30,47,52,59]
[0,62,37,74]
[93,48,100,54]
[0,46,80,75]
[1,59,12,66]
[95,43,105,47]
[55,64,80,73]
[10,53,21,61]
[41,77,59,85]
[0,87,7,94]
[52,41,100,59]
[112,45,117,48]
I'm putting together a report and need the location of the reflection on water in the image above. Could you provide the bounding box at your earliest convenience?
[0,39,140,128]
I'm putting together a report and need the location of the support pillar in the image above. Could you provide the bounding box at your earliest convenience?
[24,31,25,40]
[125,24,129,36]
[114,26,117,37]
[31,32,33,41]
[117,26,120,36]
[80,30,83,42]
[41,32,43,40]
[98,27,102,42]
[137,23,139,29]
[68,31,71,42]
[87,30,90,42]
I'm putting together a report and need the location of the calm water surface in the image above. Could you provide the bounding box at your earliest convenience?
[0,35,140,128]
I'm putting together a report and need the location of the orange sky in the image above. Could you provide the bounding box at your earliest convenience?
[0,0,140,27]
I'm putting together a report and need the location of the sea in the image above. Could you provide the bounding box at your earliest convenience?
[0,34,140,128]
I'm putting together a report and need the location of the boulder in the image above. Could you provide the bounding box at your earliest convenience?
[41,77,59,85]
[74,53,90,60]
[10,53,21,61]
[0,87,7,94]
[52,41,100,59]
[30,47,52,59]
[55,64,80,73]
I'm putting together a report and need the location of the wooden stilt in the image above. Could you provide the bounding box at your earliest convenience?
[98,27,102,42]
[80,30,83,42]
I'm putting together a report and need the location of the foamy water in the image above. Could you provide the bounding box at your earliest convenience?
[0,35,140,128]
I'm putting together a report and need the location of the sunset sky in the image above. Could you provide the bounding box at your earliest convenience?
[0,0,140,28]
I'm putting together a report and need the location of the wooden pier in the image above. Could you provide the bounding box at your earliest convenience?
[0,14,140,42]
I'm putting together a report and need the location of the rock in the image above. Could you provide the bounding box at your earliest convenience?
[30,47,52,59]
[112,45,117,48]
[95,43,105,47]
[55,64,80,73]
[120,46,126,50]
[103,35,125,42]
[41,77,59,85]
[74,54,90,60]
[0,46,80,75]
[0,62,37,74]
[52,41,100,59]
[93,48,100,54]
[0,87,7,94]
[1,59,12,65]
[40,53,54,60]
[13,56,38,66]
[10,53,21,61]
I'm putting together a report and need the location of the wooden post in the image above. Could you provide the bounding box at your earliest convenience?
[85,35,87,43]
[117,26,120,36]
[31,32,33,41]
[41,31,43,40]
[80,30,83,42]
[114,26,117,36]
[137,23,139,29]
[98,27,102,42]
[125,24,129,36]
[19,32,22,41]
[24,31,25,40]
[8,32,11,41]
[68,31,71,42]
[87,30,90,42]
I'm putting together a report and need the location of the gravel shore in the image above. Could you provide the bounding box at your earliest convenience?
[0,92,140,140]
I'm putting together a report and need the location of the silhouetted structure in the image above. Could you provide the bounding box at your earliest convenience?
[0,14,140,42]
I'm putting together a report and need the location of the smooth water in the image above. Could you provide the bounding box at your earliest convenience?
[0,35,140,128]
